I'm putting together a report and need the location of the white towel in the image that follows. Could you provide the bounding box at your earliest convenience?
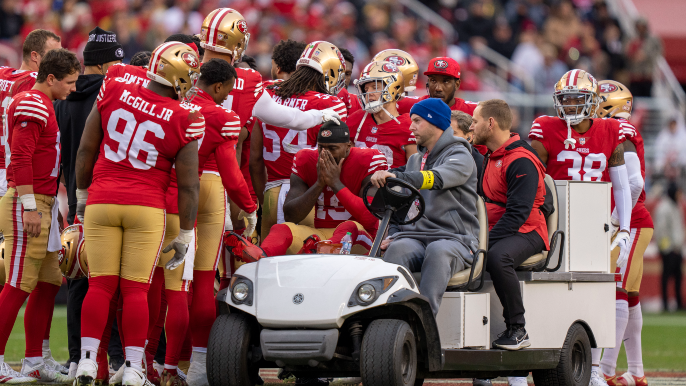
[276,183,290,224]
[182,230,196,281]
[47,196,62,252]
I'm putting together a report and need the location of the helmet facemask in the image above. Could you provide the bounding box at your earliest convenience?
[325,66,346,96]
[355,76,401,114]
[180,70,200,103]
[554,91,598,125]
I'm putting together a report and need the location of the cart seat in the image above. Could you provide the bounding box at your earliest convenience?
[518,175,559,271]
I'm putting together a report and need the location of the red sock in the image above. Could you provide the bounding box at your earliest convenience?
[145,289,167,365]
[82,276,119,340]
[163,290,188,367]
[261,224,293,256]
[147,268,165,337]
[190,271,216,349]
[24,282,60,357]
[116,293,125,348]
[219,278,230,291]
[42,287,55,341]
[0,285,30,355]
[96,346,109,380]
[331,222,359,243]
[120,278,150,348]
[180,325,192,362]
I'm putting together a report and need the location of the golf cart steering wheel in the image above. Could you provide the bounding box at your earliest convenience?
[363,177,425,226]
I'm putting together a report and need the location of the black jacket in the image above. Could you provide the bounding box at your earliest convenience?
[54,74,104,224]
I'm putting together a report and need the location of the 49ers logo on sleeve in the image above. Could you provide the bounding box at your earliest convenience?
[384,55,407,66]
[236,20,248,34]
[381,63,399,73]
[182,52,199,68]
[434,60,449,69]
[599,83,618,93]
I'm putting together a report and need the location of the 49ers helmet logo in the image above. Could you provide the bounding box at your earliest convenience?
[434,60,449,69]
[381,63,399,73]
[182,52,199,68]
[599,83,618,93]
[384,55,407,66]
[236,20,248,34]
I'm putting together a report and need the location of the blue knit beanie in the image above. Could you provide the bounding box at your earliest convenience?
[409,98,451,131]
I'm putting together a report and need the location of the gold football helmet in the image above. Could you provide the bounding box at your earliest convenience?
[597,80,633,119]
[59,224,88,280]
[553,69,599,125]
[372,49,419,92]
[200,8,249,62]
[297,41,346,95]
[355,61,404,113]
[147,42,201,102]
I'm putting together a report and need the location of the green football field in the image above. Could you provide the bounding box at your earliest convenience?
[6,306,686,372]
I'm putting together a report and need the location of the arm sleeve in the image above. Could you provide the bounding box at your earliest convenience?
[335,187,379,234]
[488,158,540,246]
[252,91,322,131]
[611,151,644,223]
[609,164,632,231]
[10,120,41,187]
[215,142,257,213]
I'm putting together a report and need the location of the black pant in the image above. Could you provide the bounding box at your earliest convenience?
[66,278,124,364]
[486,231,545,327]
[661,251,683,310]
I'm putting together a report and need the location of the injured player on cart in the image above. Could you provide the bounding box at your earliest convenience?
[225,120,388,261]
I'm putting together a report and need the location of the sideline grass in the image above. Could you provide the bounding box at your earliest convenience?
[5,307,686,372]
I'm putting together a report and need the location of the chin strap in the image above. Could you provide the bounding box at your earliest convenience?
[564,118,576,149]
[382,106,400,124]
[354,111,368,143]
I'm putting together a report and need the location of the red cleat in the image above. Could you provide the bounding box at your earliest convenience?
[146,361,161,386]
[617,373,647,386]
[223,231,266,263]
[604,372,620,386]
[298,235,321,254]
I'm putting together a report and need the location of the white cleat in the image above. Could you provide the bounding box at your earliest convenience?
[21,359,73,384]
[177,367,186,382]
[68,363,77,380]
[73,356,98,386]
[0,361,37,384]
[44,350,69,375]
[109,363,125,386]
[184,353,206,386]
[508,376,528,386]
[330,377,361,385]
[122,362,153,386]
[590,367,609,386]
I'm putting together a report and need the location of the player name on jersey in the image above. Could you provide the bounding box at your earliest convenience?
[118,88,175,121]
[271,94,311,110]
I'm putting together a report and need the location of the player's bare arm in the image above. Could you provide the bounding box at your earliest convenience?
[283,173,324,224]
[249,122,267,205]
[75,103,104,190]
[359,174,374,197]
[623,140,637,153]
[530,140,548,165]
[235,126,249,165]
[175,141,200,231]
[404,144,418,160]
[608,142,625,167]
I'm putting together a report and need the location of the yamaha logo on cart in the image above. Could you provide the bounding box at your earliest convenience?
[293,293,304,304]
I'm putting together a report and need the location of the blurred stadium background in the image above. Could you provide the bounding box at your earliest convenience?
[2,0,686,365]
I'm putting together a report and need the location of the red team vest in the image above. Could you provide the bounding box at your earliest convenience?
[347,110,415,169]
[482,134,549,249]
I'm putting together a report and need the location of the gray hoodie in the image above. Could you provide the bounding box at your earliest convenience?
[388,129,480,264]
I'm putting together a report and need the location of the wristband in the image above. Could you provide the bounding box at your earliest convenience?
[420,171,434,190]
[76,188,89,203]
[177,229,194,244]
[19,194,37,211]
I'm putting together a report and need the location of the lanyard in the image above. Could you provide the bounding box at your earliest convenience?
[420,152,429,171]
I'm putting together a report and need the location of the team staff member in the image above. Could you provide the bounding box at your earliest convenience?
[397,57,478,116]
[451,110,484,178]
[0,48,80,384]
[54,26,124,380]
[372,98,479,315]
[472,99,548,351]
[73,42,204,386]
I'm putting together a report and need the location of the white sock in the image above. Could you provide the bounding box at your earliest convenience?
[125,347,145,371]
[24,357,43,367]
[591,348,603,367]
[600,299,629,376]
[0,354,4,365]
[191,347,207,354]
[42,340,50,356]
[81,337,100,361]
[624,303,644,377]
[164,364,178,371]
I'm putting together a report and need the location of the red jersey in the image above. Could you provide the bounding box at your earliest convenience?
[89,78,205,209]
[103,63,150,87]
[5,90,60,195]
[347,110,415,169]
[292,147,388,229]
[617,118,653,229]
[397,95,477,116]
[337,88,362,116]
[223,67,262,128]
[262,89,347,182]
[1,67,36,171]
[528,116,623,182]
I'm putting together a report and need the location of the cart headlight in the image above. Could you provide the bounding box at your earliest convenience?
[232,282,249,301]
[230,275,254,306]
[357,284,376,303]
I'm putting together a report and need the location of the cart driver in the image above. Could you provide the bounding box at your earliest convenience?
[371,98,480,315]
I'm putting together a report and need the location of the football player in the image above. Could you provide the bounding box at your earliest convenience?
[373,49,420,96]
[596,81,652,386]
[528,69,632,386]
[73,42,204,386]
[0,29,70,377]
[396,57,477,117]
[228,121,387,260]
[348,60,417,168]
[337,47,362,115]
[249,40,348,244]
[0,48,79,384]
